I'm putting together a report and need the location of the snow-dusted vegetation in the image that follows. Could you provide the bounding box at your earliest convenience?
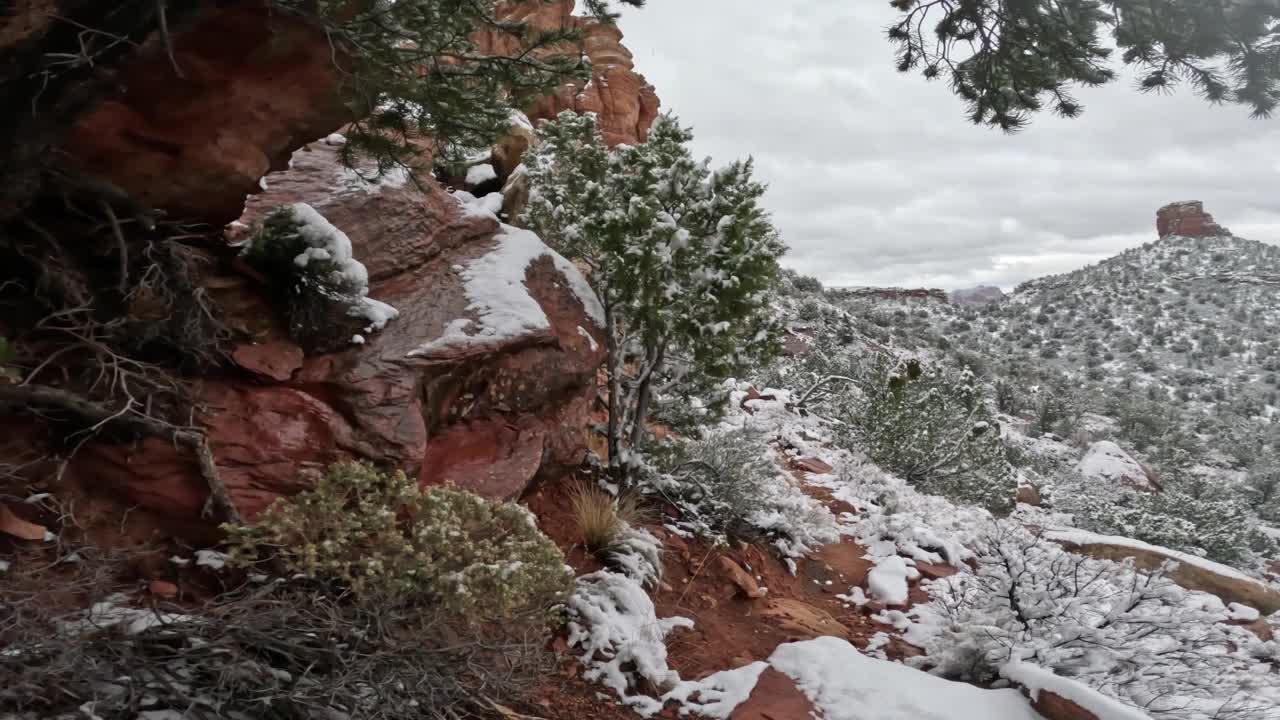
[551,255,1280,718]
[5,2,1280,719]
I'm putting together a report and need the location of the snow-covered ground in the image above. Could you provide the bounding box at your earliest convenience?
[566,379,1280,720]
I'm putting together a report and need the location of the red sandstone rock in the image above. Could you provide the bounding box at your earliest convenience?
[739,387,777,414]
[729,668,817,720]
[790,457,834,475]
[232,340,304,382]
[70,139,606,525]
[61,6,351,225]
[759,598,851,642]
[148,580,179,599]
[1020,687,1100,720]
[1157,201,1231,239]
[483,0,659,147]
[1016,483,1042,507]
[716,555,768,599]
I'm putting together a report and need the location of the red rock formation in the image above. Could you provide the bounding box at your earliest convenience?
[1157,201,1231,239]
[729,668,817,720]
[1019,687,1100,720]
[483,0,660,147]
[60,5,351,225]
[69,139,606,523]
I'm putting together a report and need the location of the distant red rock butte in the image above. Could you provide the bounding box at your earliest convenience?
[1157,201,1231,239]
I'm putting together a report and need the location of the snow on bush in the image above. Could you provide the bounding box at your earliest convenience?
[867,555,918,606]
[224,462,572,617]
[836,355,1016,512]
[566,570,694,716]
[645,423,837,558]
[662,662,769,719]
[911,521,1280,719]
[809,456,990,569]
[607,523,665,588]
[242,203,399,350]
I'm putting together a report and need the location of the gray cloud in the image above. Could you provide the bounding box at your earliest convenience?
[620,1,1280,290]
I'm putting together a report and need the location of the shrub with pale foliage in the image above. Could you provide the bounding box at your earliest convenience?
[225,462,571,617]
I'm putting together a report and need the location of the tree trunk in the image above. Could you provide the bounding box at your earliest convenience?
[628,340,666,448]
[604,300,625,483]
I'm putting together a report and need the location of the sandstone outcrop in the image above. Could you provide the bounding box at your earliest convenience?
[1157,201,1231,239]
[1075,440,1159,492]
[69,139,606,525]
[478,0,659,151]
[728,668,817,720]
[0,3,614,533]
[59,5,352,225]
[1045,530,1280,614]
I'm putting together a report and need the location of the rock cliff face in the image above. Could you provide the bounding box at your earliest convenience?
[1,3,609,533]
[481,0,660,147]
[1157,200,1231,239]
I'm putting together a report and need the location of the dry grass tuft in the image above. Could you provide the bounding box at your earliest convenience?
[569,481,650,556]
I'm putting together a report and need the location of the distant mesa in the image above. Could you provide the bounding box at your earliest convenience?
[1157,200,1231,239]
[950,285,1006,306]
[834,287,949,304]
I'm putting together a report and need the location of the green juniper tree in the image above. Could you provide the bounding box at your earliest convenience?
[842,355,1016,512]
[523,111,784,480]
[888,0,1280,129]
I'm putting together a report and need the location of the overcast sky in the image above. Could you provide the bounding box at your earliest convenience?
[620,2,1280,290]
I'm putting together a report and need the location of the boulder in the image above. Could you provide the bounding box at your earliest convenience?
[790,457,833,475]
[1016,483,1043,507]
[1157,201,1231,239]
[715,555,768,599]
[728,668,817,720]
[1021,688,1099,720]
[758,598,850,641]
[69,139,606,526]
[1075,441,1158,492]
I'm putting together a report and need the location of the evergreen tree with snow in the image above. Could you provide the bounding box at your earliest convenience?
[523,111,784,479]
[274,0,643,179]
[842,355,1016,512]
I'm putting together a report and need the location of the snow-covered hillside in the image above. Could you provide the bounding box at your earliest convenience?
[799,212,1280,575]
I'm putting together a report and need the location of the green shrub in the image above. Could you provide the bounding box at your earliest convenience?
[225,462,572,618]
[840,356,1016,512]
[646,427,782,541]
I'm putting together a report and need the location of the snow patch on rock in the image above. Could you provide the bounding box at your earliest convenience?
[408,222,604,358]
